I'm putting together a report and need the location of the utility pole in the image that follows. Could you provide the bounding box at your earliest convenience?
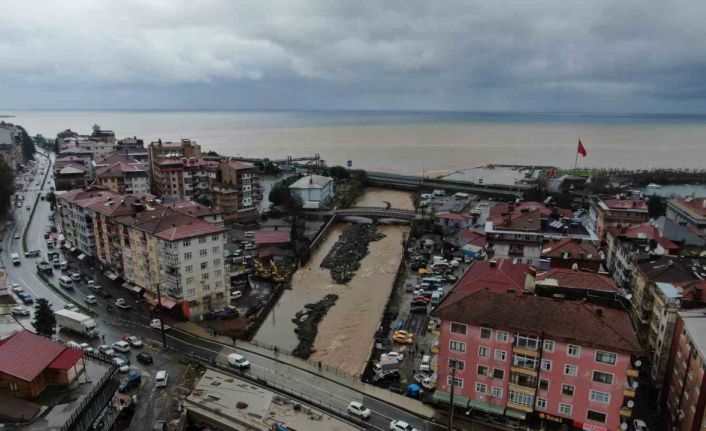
[448,367,456,431]
[155,283,167,348]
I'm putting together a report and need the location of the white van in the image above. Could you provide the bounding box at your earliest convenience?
[11,253,21,266]
[155,370,168,388]
[59,276,74,289]
[420,355,431,372]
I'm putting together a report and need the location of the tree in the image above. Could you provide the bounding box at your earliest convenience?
[195,195,212,207]
[269,176,299,205]
[46,191,57,210]
[255,159,278,175]
[647,194,667,218]
[204,150,220,157]
[327,165,350,180]
[0,157,14,215]
[32,298,56,336]
[17,126,36,161]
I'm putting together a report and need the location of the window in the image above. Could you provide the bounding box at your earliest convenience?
[213,258,221,267]
[448,375,463,387]
[477,365,489,376]
[559,403,572,416]
[201,262,208,270]
[561,384,575,396]
[212,234,220,241]
[182,240,191,247]
[475,382,486,394]
[186,288,195,297]
[199,237,207,244]
[496,330,509,342]
[185,265,193,273]
[513,354,538,369]
[214,281,223,289]
[592,371,613,384]
[480,327,492,339]
[478,346,490,358]
[543,339,555,352]
[541,359,552,371]
[184,252,192,260]
[515,334,540,350]
[215,270,222,277]
[493,368,504,380]
[564,364,578,376]
[203,284,210,291]
[212,246,220,254]
[201,273,209,280]
[491,386,503,398]
[567,344,581,357]
[200,249,207,256]
[509,391,534,407]
[589,390,610,404]
[448,358,465,371]
[186,276,194,284]
[539,378,550,391]
[586,410,607,423]
[450,322,467,335]
[9,382,18,392]
[536,397,547,409]
[495,350,507,361]
[595,350,617,365]
[450,341,466,352]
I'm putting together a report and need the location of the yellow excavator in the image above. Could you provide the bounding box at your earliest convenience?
[271,260,286,283]
[254,259,272,279]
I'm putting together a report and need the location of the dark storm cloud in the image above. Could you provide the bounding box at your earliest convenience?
[1,0,705,111]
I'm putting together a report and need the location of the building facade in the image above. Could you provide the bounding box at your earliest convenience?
[94,153,150,194]
[288,174,334,209]
[57,186,119,257]
[152,157,218,201]
[667,198,706,232]
[212,160,260,219]
[588,197,650,240]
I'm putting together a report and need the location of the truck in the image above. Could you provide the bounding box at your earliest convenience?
[36,260,53,275]
[55,309,99,338]
[373,358,400,376]
[11,253,20,265]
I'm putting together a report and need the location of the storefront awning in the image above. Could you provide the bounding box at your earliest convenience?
[143,292,177,309]
[469,399,505,416]
[122,283,143,294]
[432,390,471,409]
[504,409,527,420]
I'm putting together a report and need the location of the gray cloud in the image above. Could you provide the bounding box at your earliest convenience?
[1,0,706,111]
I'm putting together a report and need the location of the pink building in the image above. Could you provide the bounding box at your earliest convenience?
[433,291,642,431]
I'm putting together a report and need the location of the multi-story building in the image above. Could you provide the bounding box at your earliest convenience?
[534,268,618,301]
[433,290,642,431]
[151,157,218,201]
[667,197,706,232]
[605,223,680,289]
[57,186,119,257]
[0,121,23,170]
[53,162,88,191]
[540,237,602,272]
[588,196,650,240]
[147,139,201,190]
[116,208,228,319]
[453,258,536,294]
[663,309,706,431]
[212,160,260,220]
[94,153,150,194]
[288,174,335,210]
[485,202,596,266]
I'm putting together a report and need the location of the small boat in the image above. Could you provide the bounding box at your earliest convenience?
[646,183,662,189]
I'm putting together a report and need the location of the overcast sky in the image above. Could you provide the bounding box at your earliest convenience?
[2,0,706,112]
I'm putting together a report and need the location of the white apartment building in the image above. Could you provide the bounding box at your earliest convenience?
[57,186,119,257]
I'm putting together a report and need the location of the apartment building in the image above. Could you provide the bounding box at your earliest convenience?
[534,268,618,301]
[540,238,602,272]
[148,139,202,161]
[433,291,642,431]
[212,160,260,220]
[57,186,119,257]
[94,153,150,194]
[288,174,335,210]
[588,196,650,240]
[453,258,536,294]
[485,202,596,266]
[663,309,706,431]
[116,208,228,319]
[151,157,218,201]
[667,198,706,232]
[0,122,23,170]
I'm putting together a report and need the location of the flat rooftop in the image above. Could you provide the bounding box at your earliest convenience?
[185,369,359,431]
[678,309,706,361]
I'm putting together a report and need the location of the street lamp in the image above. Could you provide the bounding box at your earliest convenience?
[154,282,167,348]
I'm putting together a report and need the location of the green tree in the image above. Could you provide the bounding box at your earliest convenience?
[204,150,220,157]
[46,191,57,210]
[327,165,350,180]
[32,298,56,336]
[17,126,36,161]
[269,176,299,205]
[0,157,15,215]
[195,195,212,207]
[255,159,278,175]
[647,194,667,218]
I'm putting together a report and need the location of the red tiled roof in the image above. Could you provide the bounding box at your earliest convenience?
[459,230,487,247]
[489,202,572,225]
[540,238,600,260]
[437,212,472,221]
[225,160,254,171]
[602,198,648,210]
[454,259,533,294]
[0,331,67,381]
[608,222,681,251]
[434,291,641,354]
[48,348,84,370]
[117,208,226,241]
[254,230,291,245]
[536,268,617,292]
[673,197,706,217]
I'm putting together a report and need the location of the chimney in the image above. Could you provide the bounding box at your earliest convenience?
[524,267,537,292]
[488,260,498,268]
[595,308,604,317]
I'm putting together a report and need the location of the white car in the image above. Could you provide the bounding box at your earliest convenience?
[98,344,115,357]
[11,284,23,294]
[126,336,143,348]
[633,419,648,431]
[84,295,98,305]
[155,370,168,388]
[112,340,131,353]
[390,420,418,431]
[112,358,129,373]
[70,272,81,281]
[11,306,30,317]
[79,343,94,353]
[381,351,404,362]
[13,233,20,239]
[227,353,250,369]
[230,290,243,300]
[64,303,78,312]
[347,401,371,419]
[66,341,82,349]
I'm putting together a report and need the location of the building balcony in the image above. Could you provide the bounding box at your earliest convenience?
[624,387,636,398]
[642,300,653,311]
[506,401,534,414]
[510,366,538,377]
[168,288,183,300]
[513,346,539,357]
[161,251,179,268]
[508,249,525,257]
[509,382,537,395]
[620,407,633,418]
[626,368,639,378]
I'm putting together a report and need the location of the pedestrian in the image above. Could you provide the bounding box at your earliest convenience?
[318,361,322,371]
[274,346,278,357]
[101,334,106,344]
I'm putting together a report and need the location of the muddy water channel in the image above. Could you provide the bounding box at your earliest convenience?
[253,189,412,374]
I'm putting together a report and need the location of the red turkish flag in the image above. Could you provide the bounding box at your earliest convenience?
[577,140,587,157]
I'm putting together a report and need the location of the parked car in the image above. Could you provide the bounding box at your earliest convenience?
[392,330,414,344]
[84,295,98,305]
[230,290,243,300]
[112,358,129,373]
[633,419,648,431]
[136,352,154,364]
[70,272,81,281]
[112,340,131,353]
[114,353,130,365]
[79,343,94,353]
[11,284,23,294]
[64,303,78,312]
[98,345,115,357]
[381,351,404,362]
[126,336,143,348]
[153,421,167,431]
[19,293,33,304]
[347,401,371,419]
[118,371,142,393]
[390,420,418,431]
[155,370,168,388]
[11,306,30,317]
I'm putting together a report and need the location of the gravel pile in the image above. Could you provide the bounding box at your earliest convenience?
[320,224,385,284]
[292,294,339,359]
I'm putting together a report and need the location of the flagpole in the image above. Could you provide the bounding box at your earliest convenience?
[574,150,579,171]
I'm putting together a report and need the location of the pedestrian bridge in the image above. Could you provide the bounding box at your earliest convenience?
[334,206,419,221]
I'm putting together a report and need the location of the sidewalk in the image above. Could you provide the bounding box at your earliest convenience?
[173,321,439,420]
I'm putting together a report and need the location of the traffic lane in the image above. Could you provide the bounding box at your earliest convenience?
[364,396,433,431]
